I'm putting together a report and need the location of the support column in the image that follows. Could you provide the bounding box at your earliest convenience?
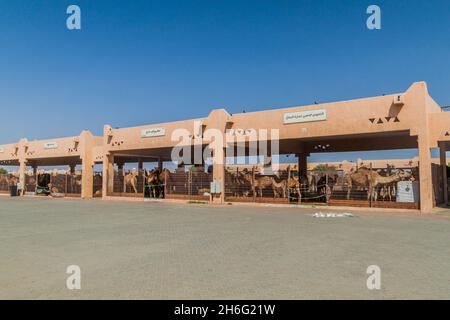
[17,138,28,195]
[79,131,95,199]
[69,164,76,175]
[81,162,93,199]
[19,159,26,195]
[297,153,307,178]
[440,143,448,205]
[212,147,225,204]
[157,158,163,170]
[32,165,37,193]
[418,134,433,213]
[117,162,125,192]
[138,158,143,171]
[102,154,114,198]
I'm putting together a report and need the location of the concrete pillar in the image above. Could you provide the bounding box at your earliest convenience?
[212,147,225,203]
[79,131,95,199]
[118,162,125,192]
[138,158,143,182]
[81,162,93,199]
[418,134,433,213]
[17,138,28,195]
[297,153,307,178]
[440,143,448,205]
[32,165,37,193]
[19,159,26,194]
[203,108,231,203]
[102,154,114,198]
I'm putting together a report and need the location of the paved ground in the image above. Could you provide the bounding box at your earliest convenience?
[0,196,449,299]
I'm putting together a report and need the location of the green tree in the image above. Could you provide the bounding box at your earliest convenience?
[0,167,7,174]
[312,164,337,176]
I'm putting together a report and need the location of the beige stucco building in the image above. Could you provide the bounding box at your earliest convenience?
[1,81,449,212]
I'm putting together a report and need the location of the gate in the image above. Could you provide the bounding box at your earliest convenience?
[111,169,145,197]
[329,166,419,209]
[165,167,212,201]
[225,167,291,204]
[93,172,103,197]
[48,173,82,197]
[0,174,12,193]
[25,173,36,194]
[66,174,82,196]
[224,165,419,209]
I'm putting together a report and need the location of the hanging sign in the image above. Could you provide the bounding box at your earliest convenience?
[141,127,166,138]
[396,181,419,203]
[283,109,327,124]
[44,142,59,149]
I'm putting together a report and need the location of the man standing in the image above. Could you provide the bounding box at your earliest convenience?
[16,180,23,196]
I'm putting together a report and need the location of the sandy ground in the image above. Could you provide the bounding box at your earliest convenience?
[0,196,449,299]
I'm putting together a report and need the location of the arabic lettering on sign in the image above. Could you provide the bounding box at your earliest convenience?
[44,142,59,149]
[283,109,327,124]
[141,127,166,138]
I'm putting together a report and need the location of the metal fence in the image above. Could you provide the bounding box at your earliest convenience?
[0,174,13,193]
[111,169,145,197]
[25,174,36,193]
[108,167,212,201]
[328,167,419,209]
[224,166,420,209]
[165,168,212,201]
[225,168,292,203]
[47,173,82,196]
[224,168,333,204]
[93,172,103,197]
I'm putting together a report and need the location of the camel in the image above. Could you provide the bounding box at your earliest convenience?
[144,168,170,198]
[0,175,13,191]
[316,175,337,201]
[307,173,318,193]
[73,175,82,186]
[345,167,411,201]
[227,170,253,197]
[370,170,410,201]
[124,170,138,193]
[287,175,306,202]
[93,172,103,197]
[253,175,275,197]
[145,168,164,198]
[283,166,308,202]
[240,171,278,198]
[93,172,102,196]
[268,174,304,201]
[271,176,288,198]
[379,184,397,201]
[345,167,373,200]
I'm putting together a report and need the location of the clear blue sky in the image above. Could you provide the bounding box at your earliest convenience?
[0,0,449,163]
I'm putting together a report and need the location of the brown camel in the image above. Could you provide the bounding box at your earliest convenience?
[345,167,411,200]
[145,168,163,198]
[370,169,410,201]
[345,167,372,200]
[124,170,138,193]
[271,176,287,198]
[229,170,253,197]
[240,171,278,198]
